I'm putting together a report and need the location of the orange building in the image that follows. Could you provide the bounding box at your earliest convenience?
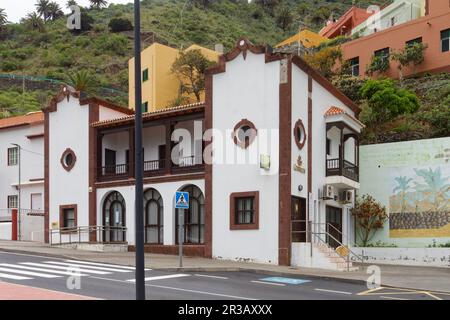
[319,6,374,39]
[341,0,450,78]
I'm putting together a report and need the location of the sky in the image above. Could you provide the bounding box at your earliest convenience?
[1,0,133,23]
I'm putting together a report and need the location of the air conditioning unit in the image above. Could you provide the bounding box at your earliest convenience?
[341,190,353,204]
[322,185,335,200]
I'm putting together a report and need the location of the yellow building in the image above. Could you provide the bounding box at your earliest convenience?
[128,43,221,112]
[275,29,327,49]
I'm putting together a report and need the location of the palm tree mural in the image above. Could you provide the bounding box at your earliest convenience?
[414,167,450,212]
[393,176,413,213]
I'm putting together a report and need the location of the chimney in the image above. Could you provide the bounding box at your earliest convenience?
[214,43,224,54]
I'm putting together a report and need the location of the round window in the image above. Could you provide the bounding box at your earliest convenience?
[294,119,307,150]
[60,148,76,171]
[232,119,257,149]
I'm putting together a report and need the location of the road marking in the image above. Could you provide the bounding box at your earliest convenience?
[0,272,32,280]
[251,280,286,287]
[0,266,61,278]
[380,296,409,300]
[357,286,384,295]
[90,276,257,300]
[423,291,443,301]
[44,261,133,273]
[21,262,111,275]
[195,274,229,280]
[260,277,311,285]
[65,260,145,270]
[315,288,352,295]
[127,274,190,282]
[0,263,89,276]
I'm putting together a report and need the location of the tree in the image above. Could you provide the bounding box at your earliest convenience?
[171,49,215,103]
[108,17,133,33]
[413,167,450,212]
[275,5,293,31]
[254,0,280,16]
[47,2,64,21]
[366,55,389,76]
[303,46,342,79]
[192,0,214,8]
[391,42,428,81]
[35,0,51,22]
[66,0,78,9]
[393,176,414,213]
[23,12,45,32]
[0,8,7,28]
[351,195,388,247]
[89,0,108,10]
[359,79,420,126]
[66,70,97,93]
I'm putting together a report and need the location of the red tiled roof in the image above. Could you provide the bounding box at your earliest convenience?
[0,112,44,130]
[324,106,365,128]
[91,102,205,128]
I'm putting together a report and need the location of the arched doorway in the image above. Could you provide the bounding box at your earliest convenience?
[144,188,163,244]
[102,191,126,243]
[176,185,204,244]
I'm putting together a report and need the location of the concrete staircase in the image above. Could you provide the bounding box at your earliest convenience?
[312,243,359,272]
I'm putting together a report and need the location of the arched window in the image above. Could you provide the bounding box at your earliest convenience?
[102,191,126,243]
[144,188,163,244]
[176,185,205,244]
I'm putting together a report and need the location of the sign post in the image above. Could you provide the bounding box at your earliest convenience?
[175,191,189,268]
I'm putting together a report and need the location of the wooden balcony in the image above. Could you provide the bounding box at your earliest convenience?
[326,158,359,182]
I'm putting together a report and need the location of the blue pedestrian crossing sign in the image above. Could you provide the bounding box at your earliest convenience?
[175,191,189,209]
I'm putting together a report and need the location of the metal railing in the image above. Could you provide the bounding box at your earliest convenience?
[50,225,127,246]
[144,159,165,172]
[101,164,129,176]
[173,155,203,167]
[292,220,364,271]
[326,158,359,182]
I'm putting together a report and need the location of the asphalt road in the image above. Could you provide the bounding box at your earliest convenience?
[0,251,448,300]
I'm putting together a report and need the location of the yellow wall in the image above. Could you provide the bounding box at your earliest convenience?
[128,43,220,112]
[276,29,327,49]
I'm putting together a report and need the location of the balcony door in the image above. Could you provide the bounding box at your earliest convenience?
[291,197,307,242]
[326,206,342,249]
[105,149,116,174]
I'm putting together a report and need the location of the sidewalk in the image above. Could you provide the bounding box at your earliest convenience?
[0,282,96,300]
[1,240,449,293]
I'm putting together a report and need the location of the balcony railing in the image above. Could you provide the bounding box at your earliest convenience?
[101,164,129,177]
[172,155,204,173]
[144,159,165,173]
[326,158,359,182]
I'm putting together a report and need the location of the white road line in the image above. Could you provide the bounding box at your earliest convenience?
[0,266,61,278]
[90,276,257,300]
[0,264,89,276]
[0,272,32,280]
[127,274,190,282]
[65,260,146,270]
[251,280,286,287]
[315,288,353,295]
[380,296,409,300]
[195,274,229,280]
[21,262,111,275]
[44,261,132,273]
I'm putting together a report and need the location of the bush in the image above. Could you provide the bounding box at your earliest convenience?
[108,17,134,32]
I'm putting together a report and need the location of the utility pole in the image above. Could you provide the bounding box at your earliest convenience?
[134,0,145,301]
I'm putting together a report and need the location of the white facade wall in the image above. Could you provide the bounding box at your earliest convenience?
[211,52,281,264]
[0,222,12,240]
[96,179,204,246]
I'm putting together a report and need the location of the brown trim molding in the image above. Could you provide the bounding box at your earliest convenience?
[60,148,77,172]
[278,58,292,266]
[232,119,257,149]
[26,133,45,139]
[293,119,307,150]
[95,173,205,189]
[89,103,100,241]
[59,204,77,233]
[229,191,259,230]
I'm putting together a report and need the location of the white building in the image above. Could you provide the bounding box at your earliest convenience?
[1,39,364,270]
[0,112,45,241]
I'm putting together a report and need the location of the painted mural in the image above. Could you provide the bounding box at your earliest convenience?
[389,165,450,238]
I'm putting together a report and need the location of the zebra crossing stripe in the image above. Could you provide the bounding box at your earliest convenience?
[0,263,89,277]
[0,272,32,280]
[0,266,61,278]
[21,262,111,275]
[65,260,149,271]
[43,261,133,273]
[127,274,190,282]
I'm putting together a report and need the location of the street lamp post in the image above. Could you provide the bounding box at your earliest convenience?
[11,143,21,241]
[134,0,146,301]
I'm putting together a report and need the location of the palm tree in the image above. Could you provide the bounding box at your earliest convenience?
[47,2,64,21]
[393,176,413,213]
[35,0,51,22]
[24,12,45,32]
[66,70,97,93]
[414,167,450,211]
[89,0,108,10]
[66,0,78,9]
[0,8,8,28]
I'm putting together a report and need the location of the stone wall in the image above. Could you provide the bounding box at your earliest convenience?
[390,211,450,230]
